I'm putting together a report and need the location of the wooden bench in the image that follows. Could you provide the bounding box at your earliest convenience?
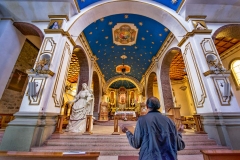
[0,114,14,129]
[201,150,240,160]
[0,151,100,160]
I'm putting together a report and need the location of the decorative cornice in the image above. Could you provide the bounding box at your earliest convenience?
[44,29,76,46]
[186,15,207,21]
[1,17,14,22]
[48,15,69,21]
[178,29,212,47]
[203,70,231,77]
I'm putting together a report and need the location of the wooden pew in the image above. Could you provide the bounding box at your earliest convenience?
[201,150,240,160]
[0,114,14,129]
[0,151,100,160]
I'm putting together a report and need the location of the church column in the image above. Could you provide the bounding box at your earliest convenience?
[0,16,74,151]
[0,18,26,99]
[179,16,240,149]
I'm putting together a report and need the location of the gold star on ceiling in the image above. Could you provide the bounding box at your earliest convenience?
[142,37,145,40]
[105,36,108,39]
[108,21,113,25]
[100,18,104,21]
[89,32,92,35]
[96,41,98,43]
[164,28,168,32]
[159,34,162,36]
[139,22,143,26]
[124,15,128,18]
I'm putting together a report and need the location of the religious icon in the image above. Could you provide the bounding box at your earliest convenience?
[48,19,63,29]
[8,69,28,92]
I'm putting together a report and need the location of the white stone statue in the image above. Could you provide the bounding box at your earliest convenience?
[65,83,94,133]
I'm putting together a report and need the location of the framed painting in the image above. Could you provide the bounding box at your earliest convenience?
[48,19,63,29]
[7,69,28,92]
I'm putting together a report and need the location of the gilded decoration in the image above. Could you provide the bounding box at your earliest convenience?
[112,23,138,46]
[104,75,143,94]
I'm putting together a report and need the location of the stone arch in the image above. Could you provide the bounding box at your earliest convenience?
[13,22,44,41]
[160,47,181,111]
[146,72,156,98]
[67,0,189,42]
[74,45,90,93]
[103,75,143,94]
[212,24,240,41]
[92,71,100,112]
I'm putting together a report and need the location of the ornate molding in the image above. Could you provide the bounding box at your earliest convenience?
[103,75,143,94]
[48,15,69,21]
[44,29,76,46]
[178,29,212,47]
[52,42,71,107]
[27,77,46,105]
[183,43,206,108]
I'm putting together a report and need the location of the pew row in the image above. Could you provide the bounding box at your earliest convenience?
[0,151,100,160]
[201,150,240,160]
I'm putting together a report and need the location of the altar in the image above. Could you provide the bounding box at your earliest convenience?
[115,111,136,121]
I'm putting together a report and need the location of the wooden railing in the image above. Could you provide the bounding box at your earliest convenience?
[0,114,14,129]
[0,151,100,160]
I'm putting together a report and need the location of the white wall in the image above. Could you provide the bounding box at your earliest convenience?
[0,20,25,99]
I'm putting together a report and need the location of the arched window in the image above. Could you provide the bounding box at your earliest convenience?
[231,59,240,89]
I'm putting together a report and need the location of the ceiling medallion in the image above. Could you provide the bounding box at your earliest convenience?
[112,23,138,46]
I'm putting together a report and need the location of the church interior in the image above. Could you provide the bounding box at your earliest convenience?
[0,0,240,159]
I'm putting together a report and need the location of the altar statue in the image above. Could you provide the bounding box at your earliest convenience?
[65,83,94,133]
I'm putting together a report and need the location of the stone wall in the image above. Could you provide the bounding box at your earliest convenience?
[0,39,39,114]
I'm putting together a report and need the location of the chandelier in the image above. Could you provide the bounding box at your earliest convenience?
[116,55,131,75]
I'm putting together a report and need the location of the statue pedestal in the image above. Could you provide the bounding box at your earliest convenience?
[83,115,93,135]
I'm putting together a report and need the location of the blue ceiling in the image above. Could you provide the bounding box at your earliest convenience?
[77,0,182,11]
[83,14,170,81]
[109,80,136,89]
[79,0,182,88]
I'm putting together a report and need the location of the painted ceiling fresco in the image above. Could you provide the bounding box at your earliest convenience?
[83,14,170,81]
[75,0,183,89]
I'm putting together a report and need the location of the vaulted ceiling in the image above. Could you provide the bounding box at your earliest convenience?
[67,0,185,88]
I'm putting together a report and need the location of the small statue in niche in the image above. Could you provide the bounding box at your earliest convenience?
[195,22,207,30]
[65,83,94,133]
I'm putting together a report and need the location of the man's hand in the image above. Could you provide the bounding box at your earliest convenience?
[120,124,128,133]
[178,124,184,133]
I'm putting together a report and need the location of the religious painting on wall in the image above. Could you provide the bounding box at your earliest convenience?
[7,69,28,92]
[48,19,63,29]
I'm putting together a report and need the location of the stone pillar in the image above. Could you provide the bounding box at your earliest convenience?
[0,15,75,151]
[179,16,240,149]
